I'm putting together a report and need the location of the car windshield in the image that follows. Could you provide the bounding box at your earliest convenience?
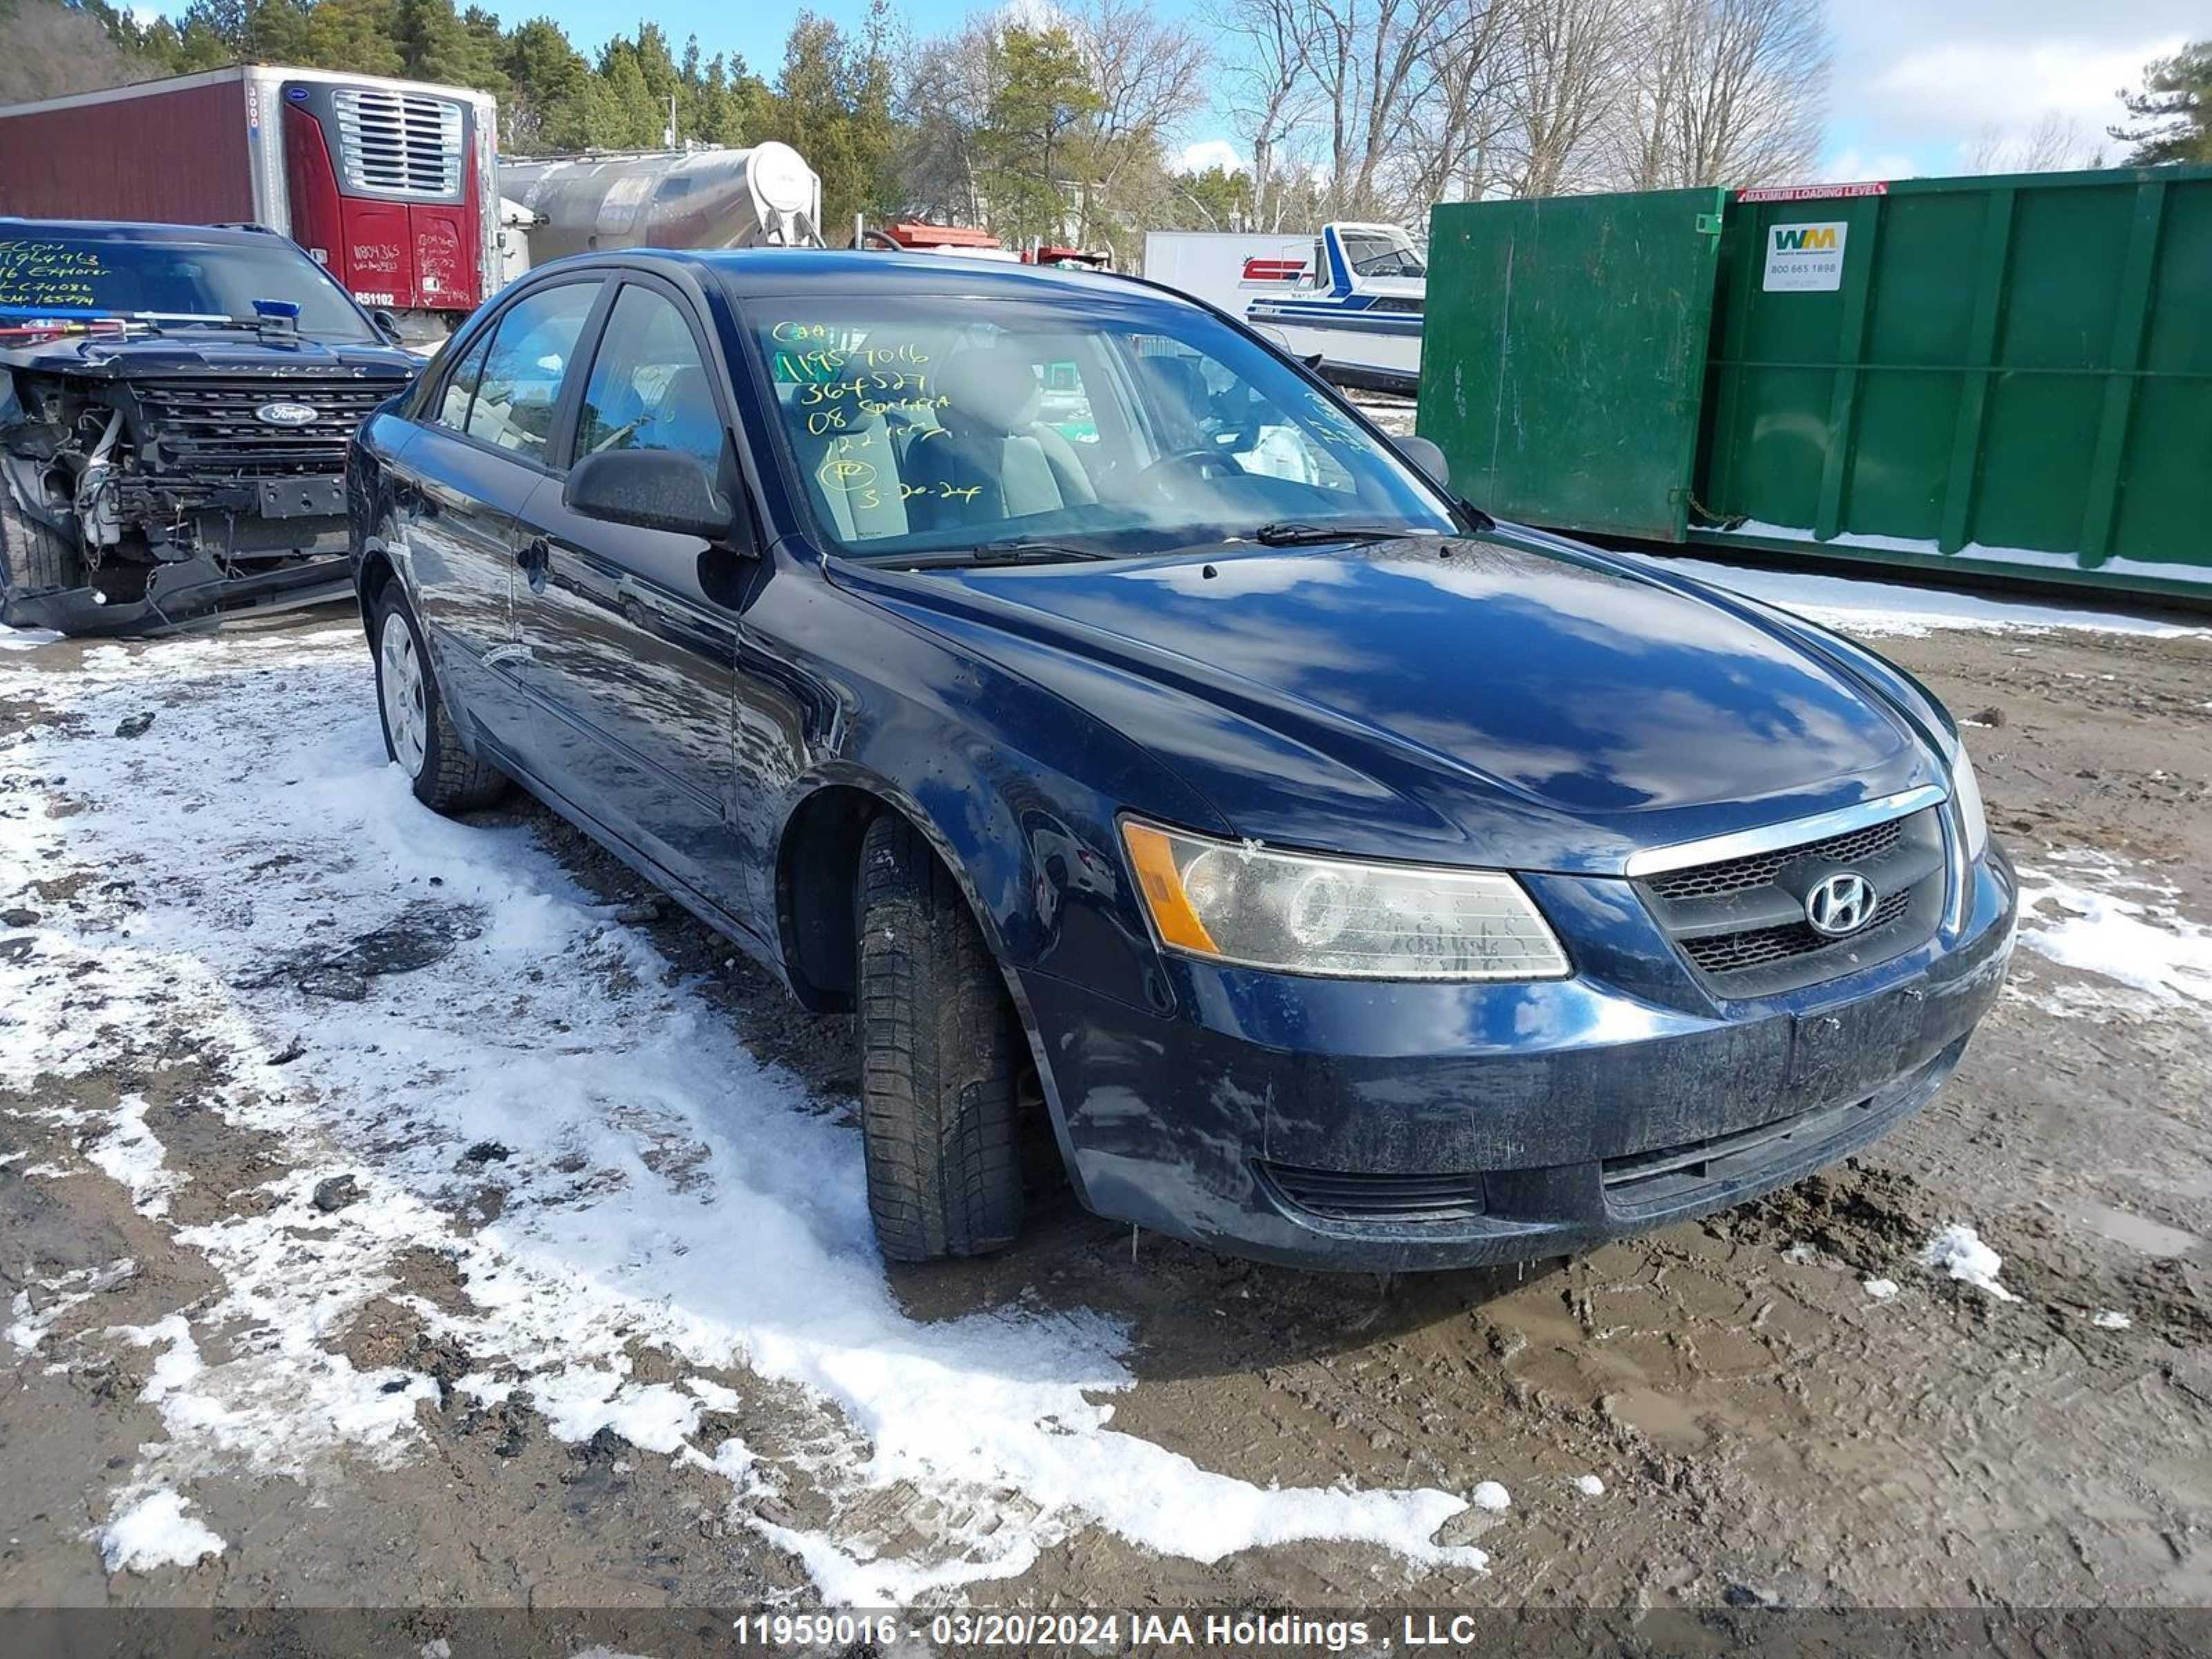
[740,290,1454,561]
[1340,229,1425,279]
[0,232,376,341]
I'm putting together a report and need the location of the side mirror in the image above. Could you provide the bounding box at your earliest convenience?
[371,307,405,345]
[563,449,735,542]
[1394,433,1450,490]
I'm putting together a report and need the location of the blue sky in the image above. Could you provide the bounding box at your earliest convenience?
[144,0,2197,183]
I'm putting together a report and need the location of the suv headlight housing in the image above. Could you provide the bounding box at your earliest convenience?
[1121,820,1568,981]
[1949,738,1989,863]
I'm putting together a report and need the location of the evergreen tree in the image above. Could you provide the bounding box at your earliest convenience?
[2112,41,2211,165]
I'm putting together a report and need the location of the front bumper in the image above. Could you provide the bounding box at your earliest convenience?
[1,543,352,637]
[1022,847,2017,1272]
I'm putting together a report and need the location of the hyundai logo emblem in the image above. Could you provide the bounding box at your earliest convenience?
[255,400,320,427]
[1806,871,1877,937]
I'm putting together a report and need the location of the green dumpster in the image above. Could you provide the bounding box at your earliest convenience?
[1417,165,2212,603]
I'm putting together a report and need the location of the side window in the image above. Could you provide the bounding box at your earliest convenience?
[1035,359,1098,447]
[433,331,492,431]
[465,281,599,462]
[576,285,725,471]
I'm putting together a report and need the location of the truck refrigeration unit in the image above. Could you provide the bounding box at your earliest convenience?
[1142,223,1427,394]
[0,66,500,337]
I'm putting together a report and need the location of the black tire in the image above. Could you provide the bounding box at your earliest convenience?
[371,585,506,814]
[856,812,1025,1262]
[0,488,83,599]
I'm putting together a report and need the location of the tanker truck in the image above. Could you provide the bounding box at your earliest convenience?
[498,143,822,264]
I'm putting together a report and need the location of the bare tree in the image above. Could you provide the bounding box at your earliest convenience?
[1066,0,1211,251]
[1965,111,2105,175]
[897,18,999,227]
[1394,0,1515,209]
[1210,0,1322,228]
[1611,0,1828,190]
[1497,0,1632,197]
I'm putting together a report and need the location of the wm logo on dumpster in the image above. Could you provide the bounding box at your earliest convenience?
[1770,225,1839,252]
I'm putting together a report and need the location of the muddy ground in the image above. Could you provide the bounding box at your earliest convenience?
[3,577,2211,1627]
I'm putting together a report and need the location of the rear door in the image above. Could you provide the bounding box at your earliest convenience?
[390,276,603,758]
[1416,188,1727,543]
[507,275,751,919]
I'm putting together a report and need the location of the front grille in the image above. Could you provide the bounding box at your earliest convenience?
[333,88,465,198]
[1647,817,1904,902]
[136,377,404,476]
[1258,1161,1485,1225]
[1638,804,1947,995]
[1680,888,1911,975]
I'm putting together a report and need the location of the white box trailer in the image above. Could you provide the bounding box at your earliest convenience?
[1141,224,1427,394]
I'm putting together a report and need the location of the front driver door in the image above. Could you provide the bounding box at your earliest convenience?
[507,276,753,926]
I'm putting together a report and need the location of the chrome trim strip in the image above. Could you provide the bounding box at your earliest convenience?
[1622,785,1949,879]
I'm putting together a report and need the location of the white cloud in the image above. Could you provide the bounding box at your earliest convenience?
[1175,138,1246,177]
[1866,36,2184,134]
[1820,149,1922,184]
[1817,3,2195,175]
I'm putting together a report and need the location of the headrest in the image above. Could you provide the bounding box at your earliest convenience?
[936,344,1042,435]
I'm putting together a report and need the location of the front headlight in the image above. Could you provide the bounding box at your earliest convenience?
[1121,820,1569,981]
[1949,740,1989,863]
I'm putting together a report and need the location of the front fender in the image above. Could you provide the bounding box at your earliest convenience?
[765,566,1230,1020]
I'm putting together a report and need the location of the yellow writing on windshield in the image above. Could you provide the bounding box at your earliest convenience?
[0,241,106,311]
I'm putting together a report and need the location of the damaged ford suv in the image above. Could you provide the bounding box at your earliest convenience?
[1,220,419,634]
[349,250,2017,1270]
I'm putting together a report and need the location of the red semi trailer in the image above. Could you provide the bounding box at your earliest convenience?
[0,66,499,335]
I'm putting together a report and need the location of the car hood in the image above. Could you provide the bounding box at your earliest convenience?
[848,527,1940,874]
[0,331,418,379]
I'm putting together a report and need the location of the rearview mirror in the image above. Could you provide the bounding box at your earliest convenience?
[1394,433,1450,489]
[370,307,405,346]
[564,449,735,542]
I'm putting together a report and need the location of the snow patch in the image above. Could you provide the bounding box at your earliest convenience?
[93,1488,225,1573]
[1573,1474,1604,1497]
[1470,1481,1510,1512]
[2015,857,2212,1010]
[2091,1309,2132,1331]
[1629,548,2210,641]
[1918,1224,2017,1302]
[86,1094,187,1217]
[0,625,1491,1598]
[1862,1277,1900,1301]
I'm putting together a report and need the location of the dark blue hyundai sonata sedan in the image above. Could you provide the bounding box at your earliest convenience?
[346,248,2016,1271]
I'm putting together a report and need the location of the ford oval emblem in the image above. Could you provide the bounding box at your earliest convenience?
[255,400,320,427]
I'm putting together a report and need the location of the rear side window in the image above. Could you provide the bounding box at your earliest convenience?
[465,281,599,462]
[576,285,725,472]
[434,331,492,430]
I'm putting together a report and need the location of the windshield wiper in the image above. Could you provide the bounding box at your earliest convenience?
[1249,521,1430,546]
[895,537,1116,569]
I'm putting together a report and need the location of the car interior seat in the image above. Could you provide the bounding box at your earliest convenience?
[780,384,910,543]
[903,343,1097,531]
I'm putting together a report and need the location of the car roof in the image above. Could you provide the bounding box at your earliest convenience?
[0,218,289,246]
[527,245,1189,308]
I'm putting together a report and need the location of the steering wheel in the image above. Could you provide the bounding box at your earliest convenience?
[1132,446,1241,499]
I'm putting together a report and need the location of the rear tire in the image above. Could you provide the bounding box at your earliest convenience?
[372,585,506,814]
[0,488,83,604]
[856,812,1025,1262]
